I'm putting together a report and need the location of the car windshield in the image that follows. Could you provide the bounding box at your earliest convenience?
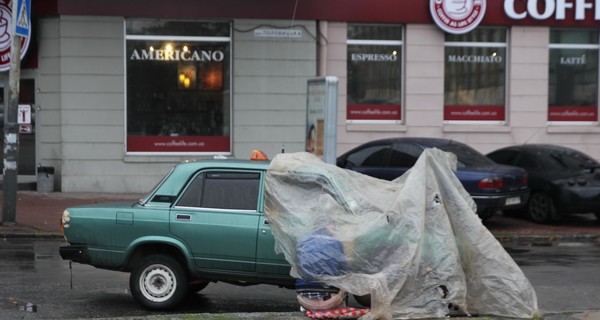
[437,143,495,167]
[542,149,600,171]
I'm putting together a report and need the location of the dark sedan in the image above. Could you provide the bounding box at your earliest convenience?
[336,137,529,221]
[487,144,600,223]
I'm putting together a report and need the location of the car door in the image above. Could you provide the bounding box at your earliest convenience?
[256,214,290,275]
[170,170,262,272]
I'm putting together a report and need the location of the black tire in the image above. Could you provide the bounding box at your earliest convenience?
[353,294,371,307]
[129,254,188,310]
[188,280,209,293]
[478,209,497,222]
[527,192,556,224]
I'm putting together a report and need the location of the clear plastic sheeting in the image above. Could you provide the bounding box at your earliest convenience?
[264,149,538,320]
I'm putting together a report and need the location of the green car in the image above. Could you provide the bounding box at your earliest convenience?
[59,158,294,310]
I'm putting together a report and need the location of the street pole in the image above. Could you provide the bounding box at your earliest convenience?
[2,0,22,226]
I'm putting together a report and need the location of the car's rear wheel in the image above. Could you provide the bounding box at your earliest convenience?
[188,279,209,293]
[353,294,371,307]
[478,209,498,222]
[527,192,556,224]
[130,254,188,310]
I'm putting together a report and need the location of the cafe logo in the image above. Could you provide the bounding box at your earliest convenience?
[0,0,31,72]
[430,0,486,34]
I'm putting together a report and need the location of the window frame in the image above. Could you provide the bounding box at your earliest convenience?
[547,29,599,126]
[346,24,404,124]
[124,20,233,156]
[443,27,509,125]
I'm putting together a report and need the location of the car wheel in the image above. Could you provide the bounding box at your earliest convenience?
[130,254,188,310]
[188,279,209,293]
[353,294,371,307]
[527,192,556,224]
[478,209,498,222]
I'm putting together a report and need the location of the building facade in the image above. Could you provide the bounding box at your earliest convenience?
[2,0,598,193]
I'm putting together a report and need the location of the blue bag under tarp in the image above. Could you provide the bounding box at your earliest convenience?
[296,227,349,281]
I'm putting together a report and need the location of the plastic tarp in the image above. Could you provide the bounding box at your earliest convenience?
[264,149,538,320]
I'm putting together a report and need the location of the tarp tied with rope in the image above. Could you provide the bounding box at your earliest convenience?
[264,149,538,320]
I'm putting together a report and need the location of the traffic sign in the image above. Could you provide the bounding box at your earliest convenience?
[15,0,30,37]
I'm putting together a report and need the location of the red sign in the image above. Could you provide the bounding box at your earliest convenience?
[0,0,31,72]
[127,136,230,153]
[347,104,401,121]
[46,0,600,28]
[444,105,505,121]
[548,106,598,122]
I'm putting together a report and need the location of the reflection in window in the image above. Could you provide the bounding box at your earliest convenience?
[548,29,599,122]
[345,145,390,167]
[444,27,507,122]
[125,20,232,154]
[347,24,403,123]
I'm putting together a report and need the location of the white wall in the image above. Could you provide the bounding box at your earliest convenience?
[36,17,318,193]
[232,20,317,158]
[38,16,176,193]
[34,17,600,193]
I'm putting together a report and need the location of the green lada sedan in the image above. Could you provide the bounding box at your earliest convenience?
[59,157,294,310]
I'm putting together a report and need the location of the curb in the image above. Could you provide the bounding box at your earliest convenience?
[0,231,64,239]
[65,310,600,320]
[494,233,600,245]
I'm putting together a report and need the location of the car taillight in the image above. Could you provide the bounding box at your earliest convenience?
[478,177,504,189]
[522,173,528,186]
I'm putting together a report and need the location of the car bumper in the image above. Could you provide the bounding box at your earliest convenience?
[557,186,600,214]
[59,245,91,263]
[472,190,530,213]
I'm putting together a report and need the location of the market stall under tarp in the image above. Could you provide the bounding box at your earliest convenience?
[264,149,538,320]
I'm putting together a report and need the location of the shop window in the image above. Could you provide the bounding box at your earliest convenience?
[125,20,231,154]
[444,27,507,122]
[548,29,599,123]
[347,24,403,123]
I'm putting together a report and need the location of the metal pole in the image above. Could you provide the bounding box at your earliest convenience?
[2,0,22,225]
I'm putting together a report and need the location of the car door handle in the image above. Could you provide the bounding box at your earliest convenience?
[176,214,192,221]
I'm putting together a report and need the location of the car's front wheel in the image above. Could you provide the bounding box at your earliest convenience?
[130,254,188,310]
[527,192,556,224]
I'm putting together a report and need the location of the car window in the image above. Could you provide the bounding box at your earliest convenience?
[177,171,260,210]
[437,143,494,168]
[536,148,598,170]
[345,145,390,167]
[487,149,519,165]
[389,143,422,167]
[514,153,540,169]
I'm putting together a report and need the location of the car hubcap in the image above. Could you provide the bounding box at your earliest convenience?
[140,264,176,302]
